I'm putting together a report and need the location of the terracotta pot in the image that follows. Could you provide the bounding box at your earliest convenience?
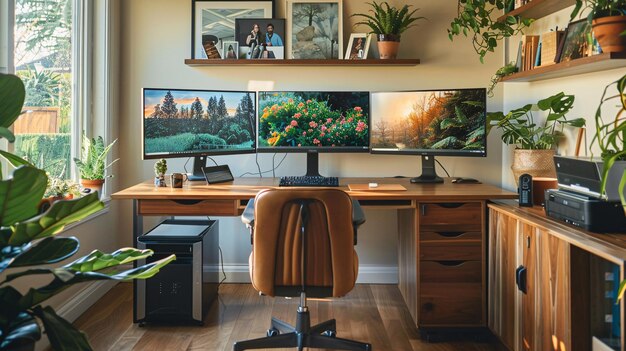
[377,34,401,59]
[80,179,105,197]
[511,149,557,185]
[592,15,626,53]
[38,195,75,213]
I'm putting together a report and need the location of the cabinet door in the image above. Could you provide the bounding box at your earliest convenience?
[488,209,518,350]
[520,223,540,351]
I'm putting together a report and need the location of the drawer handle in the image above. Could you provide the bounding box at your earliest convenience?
[172,200,203,205]
[435,231,466,238]
[515,265,527,294]
[436,203,465,209]
[435,260,466,267]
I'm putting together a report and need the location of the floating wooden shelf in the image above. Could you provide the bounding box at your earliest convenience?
[184,58,420,66]
[500,52,626,82]
[497,0,576,23]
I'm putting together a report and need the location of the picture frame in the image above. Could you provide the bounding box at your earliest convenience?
[287,0,343,60]
[345,33,371,60]
[191,0,275,59]
[223,41,240,59]
[235,18,285,59]
[557,19,596,63]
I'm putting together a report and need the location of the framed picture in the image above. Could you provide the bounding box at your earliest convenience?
[557,19,595,63]
[287,0,343,59]
[345,33,371,60]
[223,41,239,59]
[191,0,275,59]
[235,18,285,59]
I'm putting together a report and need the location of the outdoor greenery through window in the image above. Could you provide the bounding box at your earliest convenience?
[13,0,73,179]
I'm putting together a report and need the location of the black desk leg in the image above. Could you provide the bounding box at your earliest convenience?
[132,199,143,323]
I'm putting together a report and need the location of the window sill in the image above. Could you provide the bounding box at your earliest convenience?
[61,199,111,233]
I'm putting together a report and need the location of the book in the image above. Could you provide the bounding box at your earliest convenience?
[535,42,542,67]
[515,40,523,71]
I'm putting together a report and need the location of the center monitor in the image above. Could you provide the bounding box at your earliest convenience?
[370,88,487,183]
[257,91,370,176]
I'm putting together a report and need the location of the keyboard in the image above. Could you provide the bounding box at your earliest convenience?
[279,176,339,187]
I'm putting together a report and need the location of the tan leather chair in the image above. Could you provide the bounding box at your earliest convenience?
[233,188,371,351]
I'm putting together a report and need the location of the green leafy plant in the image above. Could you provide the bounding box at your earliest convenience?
[74,134,118,180]
[154,159,167,177]
[571,0,626,22]
[448,0,534,63]
[488,63,519,97]
[44,177,80,198]
[0,73,175,351]
[351,1,426,36]
[487,92,586,149]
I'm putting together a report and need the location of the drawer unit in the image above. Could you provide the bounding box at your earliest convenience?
[420,260,482,283]
[419,283,483,325]
[419,202,482,230]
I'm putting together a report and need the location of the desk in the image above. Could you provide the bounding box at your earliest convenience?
[113,177,516,330]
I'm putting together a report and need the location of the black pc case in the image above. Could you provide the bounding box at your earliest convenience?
[135,219,219,325]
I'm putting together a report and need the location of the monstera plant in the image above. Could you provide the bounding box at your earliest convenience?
[0,73,175,351]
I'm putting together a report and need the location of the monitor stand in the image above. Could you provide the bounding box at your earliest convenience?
[189,156,208,181]
[411,155,444,184]
[305,151,322,177]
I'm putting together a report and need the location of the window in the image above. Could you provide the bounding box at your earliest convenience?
[11,0,78,180]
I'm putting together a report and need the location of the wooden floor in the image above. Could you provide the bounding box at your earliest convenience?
[73,283,498,351]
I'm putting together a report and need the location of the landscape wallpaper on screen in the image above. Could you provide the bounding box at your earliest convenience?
[258,91,369,148]
[144,89,256,156]
[370,90,485,152]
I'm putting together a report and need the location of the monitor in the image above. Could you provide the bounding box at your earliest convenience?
[370,88,487,183]
[257,91,370,176]
[143,88,256,180]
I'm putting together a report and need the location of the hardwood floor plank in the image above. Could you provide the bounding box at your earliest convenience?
[73,283,500,351]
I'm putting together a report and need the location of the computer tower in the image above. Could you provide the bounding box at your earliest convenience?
[135,219,218,325]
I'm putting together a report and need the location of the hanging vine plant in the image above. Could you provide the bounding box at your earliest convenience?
[448,0,534,63]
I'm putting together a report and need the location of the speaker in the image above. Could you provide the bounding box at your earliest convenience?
[519,174,533,207]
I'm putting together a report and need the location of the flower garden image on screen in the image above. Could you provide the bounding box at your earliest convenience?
[144,89,256,156]
[258,92,369,148]
[371,90,486,152]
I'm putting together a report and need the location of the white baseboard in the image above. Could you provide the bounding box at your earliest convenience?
[207,264,398,284]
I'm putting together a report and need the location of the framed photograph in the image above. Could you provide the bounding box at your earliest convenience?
[235,18,285,59]
[223,41,239,59]
[345,33,371,60]
[557,19,595,63]
[191,0,275,59]
[287,0,343,59]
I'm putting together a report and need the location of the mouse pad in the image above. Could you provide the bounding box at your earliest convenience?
[348,184,407,191]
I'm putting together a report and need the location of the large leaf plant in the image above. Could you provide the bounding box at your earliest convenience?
[487,92,586,149]
[0,73,175,351]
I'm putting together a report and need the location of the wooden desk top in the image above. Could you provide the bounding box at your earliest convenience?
[112,177,516,202]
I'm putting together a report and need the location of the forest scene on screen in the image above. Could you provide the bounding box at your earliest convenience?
[258,92,369,148]
[144,90,255,155]
[371,90,485,151]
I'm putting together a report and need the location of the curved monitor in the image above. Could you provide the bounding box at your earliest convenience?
[142,88,256,160]
[257,91,370,153]
[370,88,487,157]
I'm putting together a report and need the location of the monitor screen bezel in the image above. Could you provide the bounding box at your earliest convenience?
[142,87,257,160]
[369,88,488,158]
[256,90,371,154]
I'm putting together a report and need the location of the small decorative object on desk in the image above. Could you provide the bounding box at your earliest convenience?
[352,1,425,60]
[74,134,118,197]
[154,158,167,187]
[170,172,188,188]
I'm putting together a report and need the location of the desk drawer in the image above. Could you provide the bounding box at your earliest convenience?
[419,202,482,228]
[420,261,482,283]
[138,199,238,216]
[420,242,482,261]
[420,231,482,243]
[419,282,482,326]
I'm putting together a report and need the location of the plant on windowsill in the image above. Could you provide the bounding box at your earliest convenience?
[351,1,426,60]
[487,92,586,183]
[0,73,175,351]
[571,0,626,53]
[73,134,118,197]
[154,158,167,187]
[39,177,81,213]
[448,0,533,63]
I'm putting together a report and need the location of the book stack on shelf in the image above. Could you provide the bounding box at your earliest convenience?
[518,35,540,72]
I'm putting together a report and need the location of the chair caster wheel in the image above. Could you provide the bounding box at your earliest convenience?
[267,328,280,337]
[322,330,336,338]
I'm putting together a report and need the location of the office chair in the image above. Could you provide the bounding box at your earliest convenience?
[233,188,372,351]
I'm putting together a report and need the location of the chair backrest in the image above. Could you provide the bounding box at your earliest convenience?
[250,188,357,298]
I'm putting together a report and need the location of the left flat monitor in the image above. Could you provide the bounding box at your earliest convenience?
[142,88,257,160]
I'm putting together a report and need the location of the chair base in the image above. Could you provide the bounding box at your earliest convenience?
[233,310,371,351]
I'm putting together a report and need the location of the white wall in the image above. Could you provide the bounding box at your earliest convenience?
[117,0,504,281]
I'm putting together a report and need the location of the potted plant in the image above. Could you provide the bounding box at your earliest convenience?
[0,73,175,351]
[39,177,81,212]
[154,158,167,187]
[571,0,626,53]
[74,134,118,196]
[352,1,426,59]
[488,92,586,182]
[448,0,533,62]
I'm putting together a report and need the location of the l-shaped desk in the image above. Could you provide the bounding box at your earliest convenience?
[112,177,516,331]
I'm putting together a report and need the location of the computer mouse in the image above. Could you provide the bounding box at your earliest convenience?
[452,177,481,184]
